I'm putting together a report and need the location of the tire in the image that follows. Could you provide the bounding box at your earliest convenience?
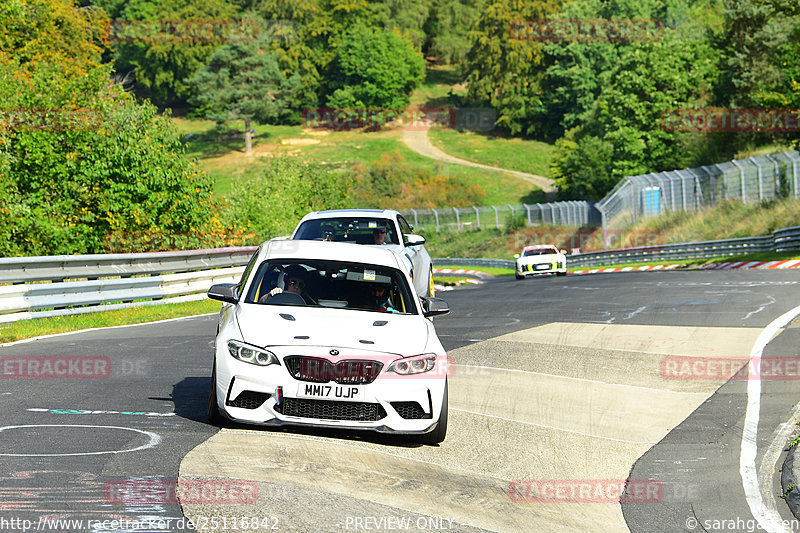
[515,273,524,280]
[416,380,448,445]
[207,365,225,427]
[556,271,567,277]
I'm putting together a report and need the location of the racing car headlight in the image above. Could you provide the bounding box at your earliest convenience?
[387,354,437,375]
[227,340,278,367]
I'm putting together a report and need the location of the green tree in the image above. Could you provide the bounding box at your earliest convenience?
[367,0,433,50]
[106,0,238,108]
[188,34,301,153]
[718,0,800,108]
[551,33,721,197]
[0,0,233,256]
[325,23,425,110]
[550,134,614,200]
[462,0,565,136]
[424,0,480,65]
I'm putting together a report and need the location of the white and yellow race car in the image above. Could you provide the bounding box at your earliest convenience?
[514,245,567,279]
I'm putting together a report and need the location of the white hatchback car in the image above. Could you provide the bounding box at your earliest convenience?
[291,209,435,297]
[206,239,451,444]
[515,245,567,279]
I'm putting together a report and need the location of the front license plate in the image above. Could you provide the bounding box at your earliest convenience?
[535,264,551,270]
[297,383,364,401]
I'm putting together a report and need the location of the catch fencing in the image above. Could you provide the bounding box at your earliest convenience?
[597,151,800,237]
[400,201,600,232]
[402,151,800,247]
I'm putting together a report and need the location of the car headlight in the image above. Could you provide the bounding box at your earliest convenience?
[387,354,437,375]
[227,340,278,367]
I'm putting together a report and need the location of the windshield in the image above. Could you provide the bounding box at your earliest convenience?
[243,259,417,314]
[293,217,398,245]
[523,247,558,257]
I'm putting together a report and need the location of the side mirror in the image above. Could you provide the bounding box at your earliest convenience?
[421,297,450,317]
[208,283,239,304]
[560,250,567,255]
[404,233,426,247]
[514,254,520,259]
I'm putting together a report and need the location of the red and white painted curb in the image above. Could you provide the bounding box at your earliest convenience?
[433,268,492,279]
[570,264,682,275]
[571,259,800,275]
[432,268,488,291]
[700,259,800,270]
[434,260,800,284]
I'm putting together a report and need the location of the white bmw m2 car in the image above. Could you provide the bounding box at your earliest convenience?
[206,240,451,444]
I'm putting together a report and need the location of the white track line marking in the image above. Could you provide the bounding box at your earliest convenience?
[0,313,217,347]
[0,425,161,456]
[740,303,800,533]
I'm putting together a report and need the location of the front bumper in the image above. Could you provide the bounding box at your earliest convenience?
[516,260,566,276]
[212,347,446,434]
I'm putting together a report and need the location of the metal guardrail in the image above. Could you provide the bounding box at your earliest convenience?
[434,225,800,270]
[432,258,515,269]
[0,246,257,284]
[0,247,257,323]
[2,225,798,324]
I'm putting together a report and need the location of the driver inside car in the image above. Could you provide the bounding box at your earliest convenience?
[260,265,316,304]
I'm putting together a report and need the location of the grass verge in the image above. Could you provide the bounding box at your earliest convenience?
[428,128,554,178]
[434,264,515,277]
[0,299,221,344]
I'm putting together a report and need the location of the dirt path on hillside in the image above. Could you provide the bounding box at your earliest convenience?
[402,128,557,195]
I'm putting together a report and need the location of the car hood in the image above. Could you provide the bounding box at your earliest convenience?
[518,253,563,263]
[235,305,432,355]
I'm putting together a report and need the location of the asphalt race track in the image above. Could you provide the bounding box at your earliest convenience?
[2,269,800,532]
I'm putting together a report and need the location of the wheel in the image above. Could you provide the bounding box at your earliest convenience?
[416,379,448,445]
[556,271,567,277]
[427,266,435,297]
[207,365,225,426]
[515,273,524,280]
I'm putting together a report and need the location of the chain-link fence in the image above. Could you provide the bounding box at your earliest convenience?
[596,151,800,234]
[400,201,600,232]
[400,150,799,237]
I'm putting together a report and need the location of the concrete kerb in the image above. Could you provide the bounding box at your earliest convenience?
[782,440,800,518]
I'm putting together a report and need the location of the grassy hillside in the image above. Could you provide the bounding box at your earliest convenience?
[428,129,554,177]
[174,65,556,207]
[176,118,545,205]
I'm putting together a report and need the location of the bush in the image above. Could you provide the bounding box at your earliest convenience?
[221,157,351,241]
[349,152,486,208]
